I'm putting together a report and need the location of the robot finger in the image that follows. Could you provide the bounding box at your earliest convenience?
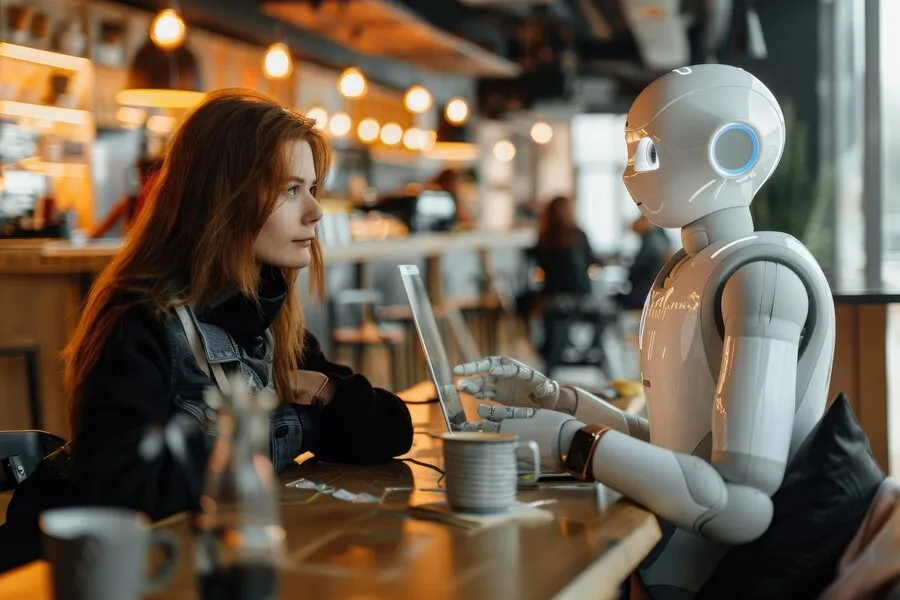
[454,356,508,376]
[477,405,535,421]
[459,421,484,432]
[457,375,496,390]
[489,364,526,379]
[457,380,496,399]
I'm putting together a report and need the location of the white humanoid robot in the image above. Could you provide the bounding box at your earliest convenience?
[456,63,836,597]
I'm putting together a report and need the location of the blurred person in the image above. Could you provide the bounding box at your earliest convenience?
[532,195,596,295]
[89,155,163,238]
[618,215,673,310]
[529,195,606,372]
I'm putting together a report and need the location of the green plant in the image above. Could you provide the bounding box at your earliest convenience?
[751,101,833,264]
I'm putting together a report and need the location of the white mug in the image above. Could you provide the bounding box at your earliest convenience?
[440,432,540,514]
[41,507,178,600]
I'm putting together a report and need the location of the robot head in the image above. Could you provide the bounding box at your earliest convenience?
[622,64,786,229]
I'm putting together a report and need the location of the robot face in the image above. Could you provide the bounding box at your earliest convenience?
[622,65,785,230]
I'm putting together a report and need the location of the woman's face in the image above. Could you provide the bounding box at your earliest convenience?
[253,140,323,269]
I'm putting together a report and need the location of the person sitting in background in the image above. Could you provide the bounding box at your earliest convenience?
[89,155,163,239]
[1,89,413,572]
[532,195,596,296]
[617,215,673,310]
[431,168,474,228]
[528,195,604,372]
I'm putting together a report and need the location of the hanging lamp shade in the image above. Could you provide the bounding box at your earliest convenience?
[116,39,204,109]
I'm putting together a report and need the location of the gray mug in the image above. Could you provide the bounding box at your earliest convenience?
[41,507,179,600]
[440,432,540,514]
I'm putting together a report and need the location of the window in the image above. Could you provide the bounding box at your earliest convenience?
[571,114,641,254]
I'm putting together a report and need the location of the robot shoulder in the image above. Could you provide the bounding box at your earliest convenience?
[720,261,809,329]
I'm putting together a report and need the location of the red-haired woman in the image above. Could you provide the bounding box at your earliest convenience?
[2,89,413,570]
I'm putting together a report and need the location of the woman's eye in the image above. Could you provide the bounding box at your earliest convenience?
[286,185,300,197]
[309,185,318,197]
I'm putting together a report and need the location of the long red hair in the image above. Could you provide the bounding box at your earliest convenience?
[63,88,329,438]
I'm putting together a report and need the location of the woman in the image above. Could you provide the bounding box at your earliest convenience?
[2,89,413,565]
[89,155,162,238]
[531,195,597,296]
[524,196,609,374]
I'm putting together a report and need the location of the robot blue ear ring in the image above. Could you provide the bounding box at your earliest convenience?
[710,122,760,177]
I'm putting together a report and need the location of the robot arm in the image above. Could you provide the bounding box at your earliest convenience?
[586,261,808,544]
[559,385,650,442]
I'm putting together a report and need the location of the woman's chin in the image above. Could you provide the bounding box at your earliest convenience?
[260,248,311,269]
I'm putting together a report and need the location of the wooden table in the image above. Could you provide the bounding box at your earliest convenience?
[0,382,660,600]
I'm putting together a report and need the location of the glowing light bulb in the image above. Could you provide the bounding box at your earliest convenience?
[357,118,380,143]
[380,123,402,146]
[150,9,185,50]
[263,42,292,79]
[404,85,432,113]
[445,97,469,124]
[530,122,553,144]
[329,112,351,137]
[403,127,426,150]
[492,140,516,162]
[338,68,367,99]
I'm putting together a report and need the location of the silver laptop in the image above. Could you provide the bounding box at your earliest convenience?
[397,264,468,432]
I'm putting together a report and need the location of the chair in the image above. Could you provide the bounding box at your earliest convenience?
[0,431,66,492]
[0,341,42,429]
[538,295,615,382]
[328,289,409,390]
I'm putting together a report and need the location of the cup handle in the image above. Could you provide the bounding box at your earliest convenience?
[142,529,180,593]
[515,440,541,482]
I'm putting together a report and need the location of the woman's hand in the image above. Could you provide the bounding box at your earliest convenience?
[289,369,336,407]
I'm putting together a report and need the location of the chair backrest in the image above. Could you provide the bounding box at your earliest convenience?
[0,430,67,492]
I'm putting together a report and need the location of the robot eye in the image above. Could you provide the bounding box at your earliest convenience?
[633,137,660,172]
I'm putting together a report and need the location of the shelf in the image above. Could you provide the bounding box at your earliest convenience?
[0,42,91,72]
[0,101,91,126]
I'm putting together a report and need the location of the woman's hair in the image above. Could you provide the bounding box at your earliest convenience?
[537,195,581,248]
[63,88,330,437]
[136,155,163,177]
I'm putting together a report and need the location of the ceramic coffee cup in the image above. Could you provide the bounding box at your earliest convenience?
[41,507,179,600]
[440,432,540,514]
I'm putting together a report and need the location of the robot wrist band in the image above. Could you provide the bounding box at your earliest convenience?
[564,424,611,482]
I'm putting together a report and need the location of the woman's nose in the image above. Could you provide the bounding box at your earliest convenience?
[302,199,324,225]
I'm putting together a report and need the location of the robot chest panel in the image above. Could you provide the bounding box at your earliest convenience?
[639,256,718,453]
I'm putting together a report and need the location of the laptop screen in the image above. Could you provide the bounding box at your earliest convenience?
[397,264,467,431]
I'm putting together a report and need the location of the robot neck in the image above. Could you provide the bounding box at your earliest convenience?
[681,206,754,255]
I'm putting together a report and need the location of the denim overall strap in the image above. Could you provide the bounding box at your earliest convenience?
[174,305,231,395]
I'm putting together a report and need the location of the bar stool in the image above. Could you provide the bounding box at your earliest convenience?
[0,340,42,430]
[328,289,409,390]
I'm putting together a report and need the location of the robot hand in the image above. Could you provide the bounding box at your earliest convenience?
[454,356,561,410]
[460,405,583,472]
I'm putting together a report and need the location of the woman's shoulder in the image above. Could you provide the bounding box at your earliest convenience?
[101,302,172,363]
